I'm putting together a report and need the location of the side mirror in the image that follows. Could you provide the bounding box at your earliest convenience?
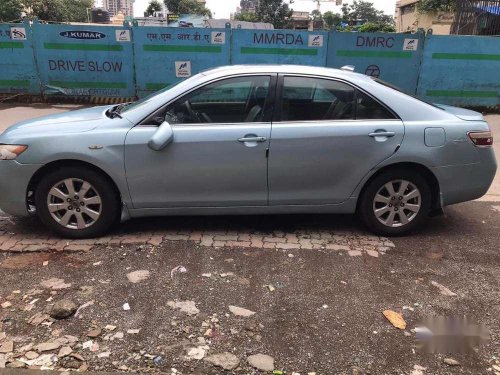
[148,121,174,151]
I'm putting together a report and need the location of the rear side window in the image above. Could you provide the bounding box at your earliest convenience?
[281,76,355,121]
[356,91,396,120]
[280,76,396,122]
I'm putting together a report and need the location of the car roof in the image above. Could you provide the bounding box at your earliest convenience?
[200,64,372,82]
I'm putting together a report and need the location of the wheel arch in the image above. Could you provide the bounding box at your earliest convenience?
[27,159,122,209]
[356,162,441,214]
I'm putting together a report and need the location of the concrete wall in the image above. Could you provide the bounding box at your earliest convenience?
[0,21,498,107]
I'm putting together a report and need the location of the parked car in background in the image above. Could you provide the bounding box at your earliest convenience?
[0,65,496,238]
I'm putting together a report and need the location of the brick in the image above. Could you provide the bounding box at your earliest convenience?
[148,235,163,246]
[348,250,362,257]
[0,239,18,251]
[366,250,379,257]
[326,244,350,251]
[276,243,299,250]
[24,244,52,252]
[164,234,190,241]
[65,244,93,252]
[263,237,287,243]
[226,241,251,248]
[189,232,203,241]
[214,235,238,241]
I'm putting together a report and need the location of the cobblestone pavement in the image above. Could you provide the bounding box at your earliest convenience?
[0,213,394,256]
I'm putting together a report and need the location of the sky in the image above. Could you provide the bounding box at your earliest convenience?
[133,0,397,19]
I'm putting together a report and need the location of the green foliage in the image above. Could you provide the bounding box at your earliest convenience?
[62,0,95,22]
[164,0,212,17]
[255,0,293,29]
[417,0,456,13]
[235,11,258,22]
[357,22,396,32]
[0,0,94,22]
[0,0,23,22]
[146,0,163,16]
[310,9,322,21]
[323,11,341,30]
[341,0,394,25]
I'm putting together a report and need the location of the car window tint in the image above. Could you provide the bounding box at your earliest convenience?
[355,90,396,120]
[281,77,355,122]
[162,76,271,125]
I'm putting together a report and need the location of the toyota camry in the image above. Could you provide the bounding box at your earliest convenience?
[0,65,496,238]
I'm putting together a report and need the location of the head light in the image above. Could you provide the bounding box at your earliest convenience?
[0,145,28,160]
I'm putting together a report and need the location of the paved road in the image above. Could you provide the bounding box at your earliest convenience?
[0,104,499,374]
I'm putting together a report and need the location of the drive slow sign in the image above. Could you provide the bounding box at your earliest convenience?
[59,30,106,40]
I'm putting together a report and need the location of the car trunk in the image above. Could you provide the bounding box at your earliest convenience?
[434,104,485,121]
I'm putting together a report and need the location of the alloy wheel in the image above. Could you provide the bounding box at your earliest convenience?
[46,178,102,230]
[372,179,421,228]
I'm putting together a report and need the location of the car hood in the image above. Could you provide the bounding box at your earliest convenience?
[435,104,485,121]
[1,106,113,138]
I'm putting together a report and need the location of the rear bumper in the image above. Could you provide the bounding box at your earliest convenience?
[0,160,41,217]
[433,149,497,206]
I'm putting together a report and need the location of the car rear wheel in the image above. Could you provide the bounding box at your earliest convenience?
[35,167,120,239]
[358,169,431,236]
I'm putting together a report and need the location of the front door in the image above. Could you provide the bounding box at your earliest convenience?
[125,75,275,208]
[269,75,404,205]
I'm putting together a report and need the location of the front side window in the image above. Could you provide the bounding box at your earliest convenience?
[281,76,355,121]
[156,76,271,125]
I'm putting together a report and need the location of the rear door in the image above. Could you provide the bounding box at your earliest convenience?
[268,75,404,205]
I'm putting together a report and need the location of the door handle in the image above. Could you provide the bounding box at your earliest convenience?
[369,131,395,138]
[238,136,267,143]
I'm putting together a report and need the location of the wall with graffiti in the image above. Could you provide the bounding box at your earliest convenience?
[0,21,498,107]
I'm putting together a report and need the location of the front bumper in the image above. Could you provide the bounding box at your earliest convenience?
[0,160,41,217]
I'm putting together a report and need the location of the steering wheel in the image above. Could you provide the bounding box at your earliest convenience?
[184,100,201,123]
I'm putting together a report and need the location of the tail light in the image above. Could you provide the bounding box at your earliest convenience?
[468,131,493,147]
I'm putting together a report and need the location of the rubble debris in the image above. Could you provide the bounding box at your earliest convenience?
[126,270,151,284]
[74,300,94,318]
[0,341,14,354]
[167,300,199,315]
[104,325,117,331]
[443,358,460,366]
[40,278,71,290]
[247,353,275,371]
[127,329,140,334]
[204,352,240,370]
[50,299,77,319]
[58,346,72,357]
[170,266,187,279]
[87,328,102,338]
[229,305,256,317]
[36,342,61,352]
[123,303,131,311]
[186,346,208,360]
[410,364,426,375]
[1,302,12,309]
[431,281,457,296]
[27,312,51,326]
[383,310,406,329]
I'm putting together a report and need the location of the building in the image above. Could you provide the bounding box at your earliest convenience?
[451,0,500,35]
[103,0,134,17]
[240,0,259,14]
[395,0,454,34]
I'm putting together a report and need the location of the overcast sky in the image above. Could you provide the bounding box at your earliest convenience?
[133,0,397,18]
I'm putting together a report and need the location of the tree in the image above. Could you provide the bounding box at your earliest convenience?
[341,0,394,25]
[164,0,211,17]
[255,0,293,29]
[0,0,24,22]
[417,0,456,13]
[146,0,163,16]
[235,11,258,22]
[63,0,94,22]
[358,22,396,32]
[310,9,322,21]
[323,10,341,29]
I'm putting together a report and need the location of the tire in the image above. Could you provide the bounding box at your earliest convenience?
[35,166,120,239]
[358,169,431,236]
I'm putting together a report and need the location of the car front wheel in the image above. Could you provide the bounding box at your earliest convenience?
[358,169,431,236]
[35,167,120,238]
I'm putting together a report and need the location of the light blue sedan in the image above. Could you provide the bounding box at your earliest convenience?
[0,65,496,238]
